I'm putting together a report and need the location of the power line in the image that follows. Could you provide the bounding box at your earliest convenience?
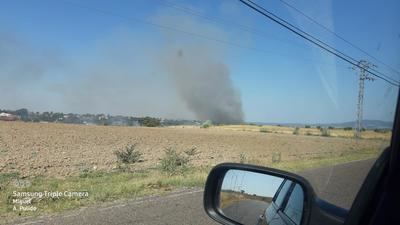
[154,0,352,68]
[61,0,351,70]
[155,0,298,46]
[241,0,400,86]
[277,0,400,77]
[160,0,399,85]
[239,0,400,87]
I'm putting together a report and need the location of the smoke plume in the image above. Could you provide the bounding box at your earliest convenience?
[1,6,245,123]
[163,47,244,124]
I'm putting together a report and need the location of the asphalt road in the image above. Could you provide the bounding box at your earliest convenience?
[299,158,375,209]
[222,200,268,225]
[9,159,375,225]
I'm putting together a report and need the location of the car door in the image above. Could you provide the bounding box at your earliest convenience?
[280,183,304,225]
[265,180,294,225]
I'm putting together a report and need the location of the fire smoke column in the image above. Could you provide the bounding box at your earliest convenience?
[164,48,244,124]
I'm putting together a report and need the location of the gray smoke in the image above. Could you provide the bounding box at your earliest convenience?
[1,6,245,123]
[163,47,244,124]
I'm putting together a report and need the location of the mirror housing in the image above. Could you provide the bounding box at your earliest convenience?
[203,163,347,225]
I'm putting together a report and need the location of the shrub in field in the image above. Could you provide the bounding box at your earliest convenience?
[201,120,213,128]
[343,127,353,131]
[184,147,199,156]
[305,131,312,136]
[293,127,300,135]
[259,128,270,133]
[374,129,390,133]
[202,124,210,128]
[328,126,335,129]
[321,128,331,137]
[114,144,143,164]
[316,126,321,130]
[272,152,281,163]
[160,148,190,176]
[304,125,310,128]
[239,153,247,163]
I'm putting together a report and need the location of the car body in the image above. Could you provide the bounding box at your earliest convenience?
[257,179,304,225]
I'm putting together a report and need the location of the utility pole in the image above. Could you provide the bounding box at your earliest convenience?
[351,60,375,138]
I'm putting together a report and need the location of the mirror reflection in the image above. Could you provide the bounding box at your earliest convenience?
[219,169,304,225]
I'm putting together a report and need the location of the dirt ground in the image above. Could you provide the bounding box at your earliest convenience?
[0,121,389,178]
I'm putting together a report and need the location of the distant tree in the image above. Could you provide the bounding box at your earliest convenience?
[139,117,161,127]
[51,112,64,122]
[304,125,311,128]
[374,129,390,133]
[343,127,353,131]
[15,108,29,121]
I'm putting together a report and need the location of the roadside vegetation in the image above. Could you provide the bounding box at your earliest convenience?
[114,144,143,164]
[0,146,383,223]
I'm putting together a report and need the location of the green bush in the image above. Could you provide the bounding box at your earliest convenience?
[201,124,210,128]
[259,128,270,133]
[114,144,143,164]
[201,120,213,128]
[304,125,310,128]
[343,127,353,131]
[160,148,190,176]
[139,117,161,127]
[293,127,300,135]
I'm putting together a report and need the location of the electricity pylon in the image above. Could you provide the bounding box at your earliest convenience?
[351,60,375,138]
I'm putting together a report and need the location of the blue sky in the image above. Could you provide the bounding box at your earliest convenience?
[222,169,284,197]
[1,0,399,123]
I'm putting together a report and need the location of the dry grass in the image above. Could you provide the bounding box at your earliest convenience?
[0,121,390,222]
[212,124,391,140]
[0,121,390,178]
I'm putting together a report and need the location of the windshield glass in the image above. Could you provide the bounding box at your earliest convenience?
[1,0,399,224]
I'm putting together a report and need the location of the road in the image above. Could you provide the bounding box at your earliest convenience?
[222,200,268,225]
[299,158,375,209]
[9,159,375,225]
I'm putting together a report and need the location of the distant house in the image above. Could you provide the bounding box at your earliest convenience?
[0,112,19,121]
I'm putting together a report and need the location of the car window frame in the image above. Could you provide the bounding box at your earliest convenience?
[274,179,293,208]
[272,178,286,202]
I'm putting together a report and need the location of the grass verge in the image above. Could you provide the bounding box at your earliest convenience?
[0,167,209,223]
[0,148,382,223]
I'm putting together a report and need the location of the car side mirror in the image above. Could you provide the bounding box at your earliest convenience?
[203,163,347,225]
